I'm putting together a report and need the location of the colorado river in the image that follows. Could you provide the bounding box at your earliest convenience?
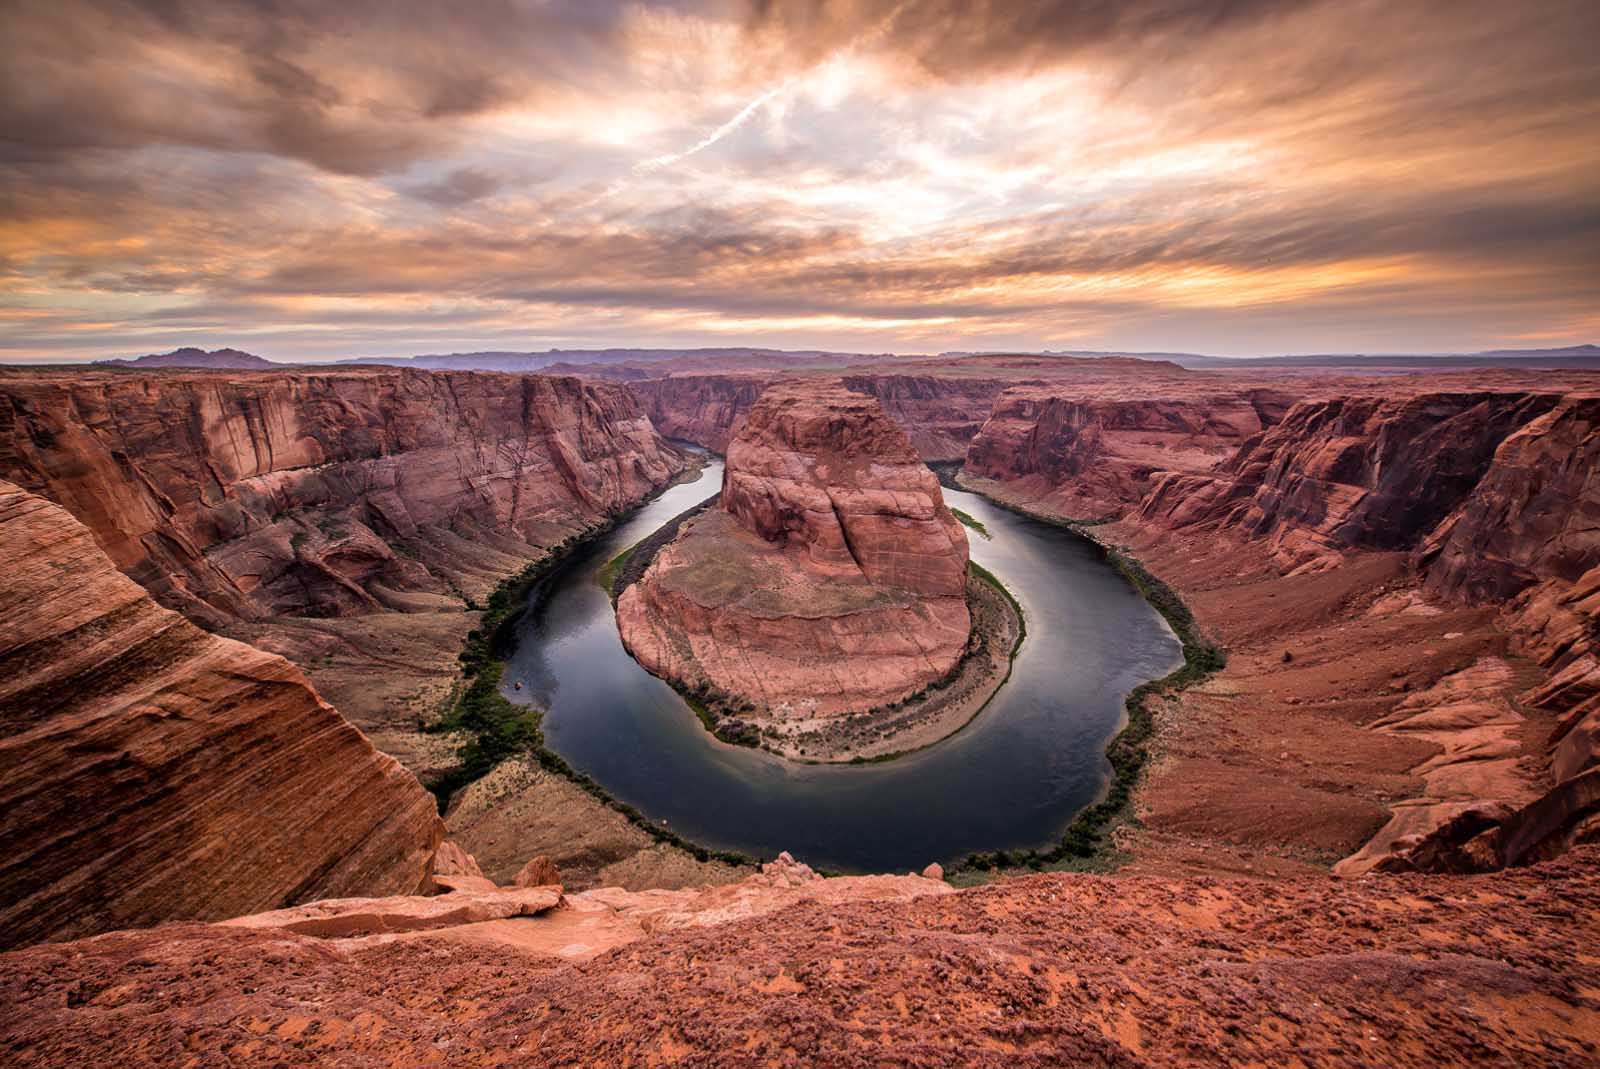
[500,453,1183,873]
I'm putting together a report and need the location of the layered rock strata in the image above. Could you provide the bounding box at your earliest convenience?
[0,481,442,950]
[1134,391,1567,570]
[629,371,1007,460]
[618,381,972,720]
[0,367,688,627]
[963,385,1295,517]
[0,365,692,777]
[1031,384,1600,876]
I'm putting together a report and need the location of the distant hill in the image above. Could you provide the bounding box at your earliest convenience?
[97,347,278,370]
[338,348,865,373]
[1159,344,1600,370]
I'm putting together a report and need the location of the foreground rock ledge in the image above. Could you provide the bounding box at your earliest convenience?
[617,380,973,726]
[3,849,1595,1067]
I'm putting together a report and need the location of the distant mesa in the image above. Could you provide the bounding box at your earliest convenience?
[97,346,278,370]
[616,379,975,734]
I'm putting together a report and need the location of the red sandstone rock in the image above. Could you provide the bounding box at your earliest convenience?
[965,384,1293,517]
[618,380,971,716]
[722,382,968,597]
[431,844,499,894]
[628,373,771,452]
[3,850,1595,1067]
[219,885,563,938]
[1421,397,1600,605]
[0,367,689,626]
[1112,384,1600,872]
[629,371,1007,460]
[1136,391,1566,570]
[431,840,486,878]
[512,855,561,888]
[0,481,442,950]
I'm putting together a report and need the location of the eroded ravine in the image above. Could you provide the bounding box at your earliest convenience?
[499,456,1182,873]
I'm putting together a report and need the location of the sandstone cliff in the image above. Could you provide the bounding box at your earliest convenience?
[0,367,687,627]
[1101,385,1600,874]
[838,373,1008,460]
[964,384,1294,518]
[629,371,1007,460]
[618,380,972,720]
[1134,391,1566,569]
[0,481,443,950]
[628,373,771,452]
[0,366,693,778]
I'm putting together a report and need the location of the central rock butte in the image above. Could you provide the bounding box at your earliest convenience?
[617,380,973,722]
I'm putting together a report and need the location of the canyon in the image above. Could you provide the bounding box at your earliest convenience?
[1004,379,1600,880]
[0,480,441,949]
[616,380,1006,757]
[0,365,740,897]
[3,355,1599,1066]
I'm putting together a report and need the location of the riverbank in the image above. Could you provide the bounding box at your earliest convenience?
[426,454,762,892]
[606,502,1025,763]
[941,468,1225,879]
[950,466,1557,884]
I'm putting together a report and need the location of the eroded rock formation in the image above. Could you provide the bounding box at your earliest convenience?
[628,373,771,453]
[0,367,688,627]
[0,481,442,950]
[986,380,1600,876]
[618,380,972,719]
[0,365,695,779]
[629,371,1007,460]
[1135,391,1566,570]
[964,384,1294,517]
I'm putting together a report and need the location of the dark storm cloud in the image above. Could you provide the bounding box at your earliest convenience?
[404,168,507,206]
[0,0,641,174]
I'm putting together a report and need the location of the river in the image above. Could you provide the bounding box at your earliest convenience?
[499,454,1182,873]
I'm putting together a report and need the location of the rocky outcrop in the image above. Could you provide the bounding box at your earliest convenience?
[618,380,972,718]
[0,481,442,950]
[3,849,1594,1067]
[219,885,564,939]
[630,371,1007,460]
[720,382,969,597]
[1420,397,1600,604]
[838,373,1008,460]
[0,367,688,627]
[628,373,771,452]
[965,385,1293,517]
[1112,386,1600,874]
[1135,392,1565,569]
[513,856,561,888]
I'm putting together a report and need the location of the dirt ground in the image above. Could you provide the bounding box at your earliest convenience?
[444,758,751,892]
[1103,523,1558,879]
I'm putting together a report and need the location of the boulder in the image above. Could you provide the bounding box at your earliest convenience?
[220,886,562,939]
[513,855,562,888]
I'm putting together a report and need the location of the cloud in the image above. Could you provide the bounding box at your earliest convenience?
[403,168,506,206]
[0,0,1596,361]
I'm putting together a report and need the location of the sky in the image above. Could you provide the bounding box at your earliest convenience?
[1,0,1596,364]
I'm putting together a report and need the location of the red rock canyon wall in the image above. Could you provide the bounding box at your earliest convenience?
[0,368,689,627]
[0,481,443,949]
